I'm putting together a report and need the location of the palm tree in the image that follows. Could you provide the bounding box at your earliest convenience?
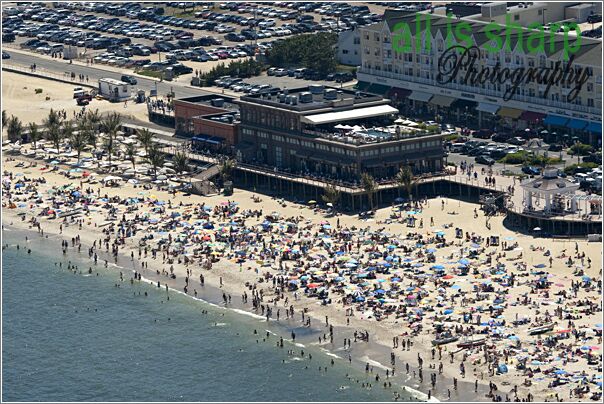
[360,172,377,211]
[102,135,117,166]
[136,128,154,155]
[70,125,88,164]
[172,152,189,174]
[28,122,42,150]
[86,109,102,129]
[44,108,61,128]
[124,142,137,172]
[321,183,341,209]
[44,109,62,151]
[219,158,235,182]
[146,144,165,179]
[6,116,23,143]
[46,122,62,151]
[101,112,122,165]
[396,165,416,201]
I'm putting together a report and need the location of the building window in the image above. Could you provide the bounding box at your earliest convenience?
[514,14,519,21]
[354,37,360,45]
[587,98,594,107]
[343,49,349,54]
[275,146,282,167]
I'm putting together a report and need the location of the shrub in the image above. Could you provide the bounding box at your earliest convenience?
[499,152,527,165]
[35,88,43,94]
[426,125,440,133]
[197,59,264,86]
[564,162,599,175]
[568,142,594,156]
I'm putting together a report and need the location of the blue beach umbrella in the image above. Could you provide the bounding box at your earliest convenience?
[459,258,470,265]
[432,264,445,270]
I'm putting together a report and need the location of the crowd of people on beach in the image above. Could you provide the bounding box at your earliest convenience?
[2,155,602,403]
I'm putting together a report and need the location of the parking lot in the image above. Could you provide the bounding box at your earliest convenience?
[2,2,389,79]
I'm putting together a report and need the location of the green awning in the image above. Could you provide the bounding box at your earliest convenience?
[366,83,391,96]
[355,81,371,91]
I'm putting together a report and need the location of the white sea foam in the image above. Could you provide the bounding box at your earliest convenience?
[359,356,390,371]
[294,342,305,348]
[401,385,440,402]
[230,308,266,320]
[320,349,340,359]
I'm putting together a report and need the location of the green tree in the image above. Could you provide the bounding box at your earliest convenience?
[360,172,377,211]
[44,109,63,151]
[6,116,23,143]
[172,152,189,174]
[219,158,235,182]
[28,122,42,150]
[568,142,594,156]
[267,32,337,75]
[86,109,102,129]
[146,144,165,179]
[124,142,137,172]
[395,166,416,200]
[136,127,154,155]
[101,112,122,165]
[45,108,61,128]
[321,183,341,209]
[2,110,7,127]
[70,124,88,163]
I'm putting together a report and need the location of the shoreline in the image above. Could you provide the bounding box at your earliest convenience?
[4,215,475,403]
[2,154,601,403]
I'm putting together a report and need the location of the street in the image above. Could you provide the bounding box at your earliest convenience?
[4,49,211,99]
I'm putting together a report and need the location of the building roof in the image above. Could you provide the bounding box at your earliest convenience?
[521,169,580,194]
[238,85,388,113]
[301,105,399,125]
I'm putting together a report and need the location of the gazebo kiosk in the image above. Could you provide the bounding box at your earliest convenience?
[520,168,580,215]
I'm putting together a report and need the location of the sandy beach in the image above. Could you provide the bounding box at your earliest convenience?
[2,151,602,402]
[1,71,150,125]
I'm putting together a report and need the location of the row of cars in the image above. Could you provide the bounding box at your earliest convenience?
[267,67,354,82]
[214,76,281,95]
[449,140,528,166]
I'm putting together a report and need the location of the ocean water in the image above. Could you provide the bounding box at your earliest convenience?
[2,229,414,402]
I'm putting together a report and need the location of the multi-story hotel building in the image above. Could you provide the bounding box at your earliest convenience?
[356,7,602,145]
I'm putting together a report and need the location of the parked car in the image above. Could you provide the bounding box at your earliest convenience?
[507,137,527,145]
[120,75,137,85]
[475,155,495,165]
[2,51,10,59]
[521,166,541,176]
[472,129,494,139]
